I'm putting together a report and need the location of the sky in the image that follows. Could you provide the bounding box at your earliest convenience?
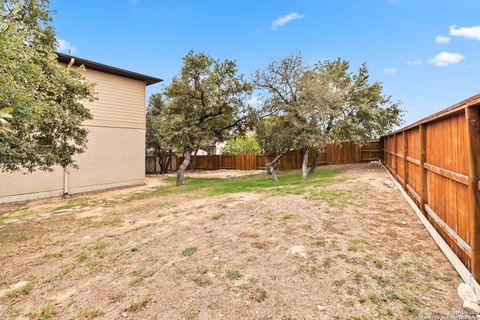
[51,0,480,125]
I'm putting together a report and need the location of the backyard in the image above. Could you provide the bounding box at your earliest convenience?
[0,163,463,319]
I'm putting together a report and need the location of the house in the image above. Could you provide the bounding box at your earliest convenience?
[0,53,162,203]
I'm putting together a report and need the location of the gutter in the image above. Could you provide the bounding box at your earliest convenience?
[63,58,75,199]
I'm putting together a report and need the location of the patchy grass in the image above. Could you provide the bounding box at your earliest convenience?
[310,239,326,246]
[7,281,34,298]
[0,209,41,222]
[282,212,294,220]
[76,307,105,319]
[348,237,369,252]
[127,169,341,201]
[33,302,55,320]
[181,246,198,257]
[226,270,243,280]
[129,294,152,311]
[212,212,224,220]
[53,198,90,211]
[306,189,354,206]
[13,233,28,242]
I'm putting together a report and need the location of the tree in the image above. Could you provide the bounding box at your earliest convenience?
[300,59,402,175]
[253,53,312,179]
[145,93,172,174]
[254,54,402,179]
[0,0,96,172]
[163,51,252,186]
[221,135,261,154]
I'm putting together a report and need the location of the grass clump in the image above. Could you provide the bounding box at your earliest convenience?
[310,239,326,246]
[226,270,243,280]
[348,269,363,281]
[14,233,28,242]
[129,294,152,311]
[33,302,55,320]
[181,246,198,257]
[77,307,105,319]
[76,252,88,263]
[282,213,294,220]
[347,237,368,252]
[7,281,34,298]
[212,212,224,220]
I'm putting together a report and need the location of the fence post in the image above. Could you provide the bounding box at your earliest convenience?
[403,130,408,189]
[465,105,480,281]
[394,133,397,176]
[419,124,427,215]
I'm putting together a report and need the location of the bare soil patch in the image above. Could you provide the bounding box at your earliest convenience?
[0,163,463,319]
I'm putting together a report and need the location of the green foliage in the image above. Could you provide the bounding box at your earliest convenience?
[163,51,253,153]
[181,246,198,257]
[0,0,96,172]
[221,135,261,154]
[226,269,243,280]
[254,53,403,166]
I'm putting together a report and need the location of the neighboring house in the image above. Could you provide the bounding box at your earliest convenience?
[0,53,162,203]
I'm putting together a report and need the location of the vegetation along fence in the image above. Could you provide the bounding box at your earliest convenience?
[162,140,381,172]
[381,94,480,283]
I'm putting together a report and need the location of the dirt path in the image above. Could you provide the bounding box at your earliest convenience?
[0,164,463,319]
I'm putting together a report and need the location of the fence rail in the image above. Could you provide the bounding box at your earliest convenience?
[381,94,480,282]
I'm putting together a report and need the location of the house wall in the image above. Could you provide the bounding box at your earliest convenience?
[0,67,146,203]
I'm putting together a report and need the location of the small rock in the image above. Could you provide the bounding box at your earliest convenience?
[287,245,307,258]
[213,256,219,261]
[121,312,128,318]
[458,283,480,304]
[317,305,326,311]
[401,221,407,225]
[463,300,480,313]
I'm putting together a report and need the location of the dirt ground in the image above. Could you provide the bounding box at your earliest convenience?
[0,163,464,319]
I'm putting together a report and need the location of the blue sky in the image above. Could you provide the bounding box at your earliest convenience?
[51,0,480,124]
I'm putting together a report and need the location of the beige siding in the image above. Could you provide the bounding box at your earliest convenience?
[0,65,147,203]
[0,168,64,201]
[69,125,145,190]
[83,68,146,129]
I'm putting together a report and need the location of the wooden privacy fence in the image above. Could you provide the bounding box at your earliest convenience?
[172,140,381,171]
[381,94,480,282]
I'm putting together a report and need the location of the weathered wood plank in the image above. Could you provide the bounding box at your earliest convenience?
[425,204,471,255]
[406,156,420,166]
[420,124,427,215]
[465,105,480,281]
[423,162,469,186]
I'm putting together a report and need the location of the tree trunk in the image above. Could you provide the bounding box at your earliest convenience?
[176,150,191,186]
[165,150,173,174]
[301,149,309,179]
[191,147,199,171]
[309,149,322,175]
[266,149,289,180]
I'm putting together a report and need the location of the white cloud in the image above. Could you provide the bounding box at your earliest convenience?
[407,59,422,65]
[428,52,464,67]
[384,67,397,74]
[450,25,480,41]
[271,12,304,30]
[435,35,451,44]
[56,39,78,55]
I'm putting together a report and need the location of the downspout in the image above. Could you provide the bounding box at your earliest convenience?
[63,58,75,199]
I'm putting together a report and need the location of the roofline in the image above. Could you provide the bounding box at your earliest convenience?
[384,93,480,136]
[56,52,162,86]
